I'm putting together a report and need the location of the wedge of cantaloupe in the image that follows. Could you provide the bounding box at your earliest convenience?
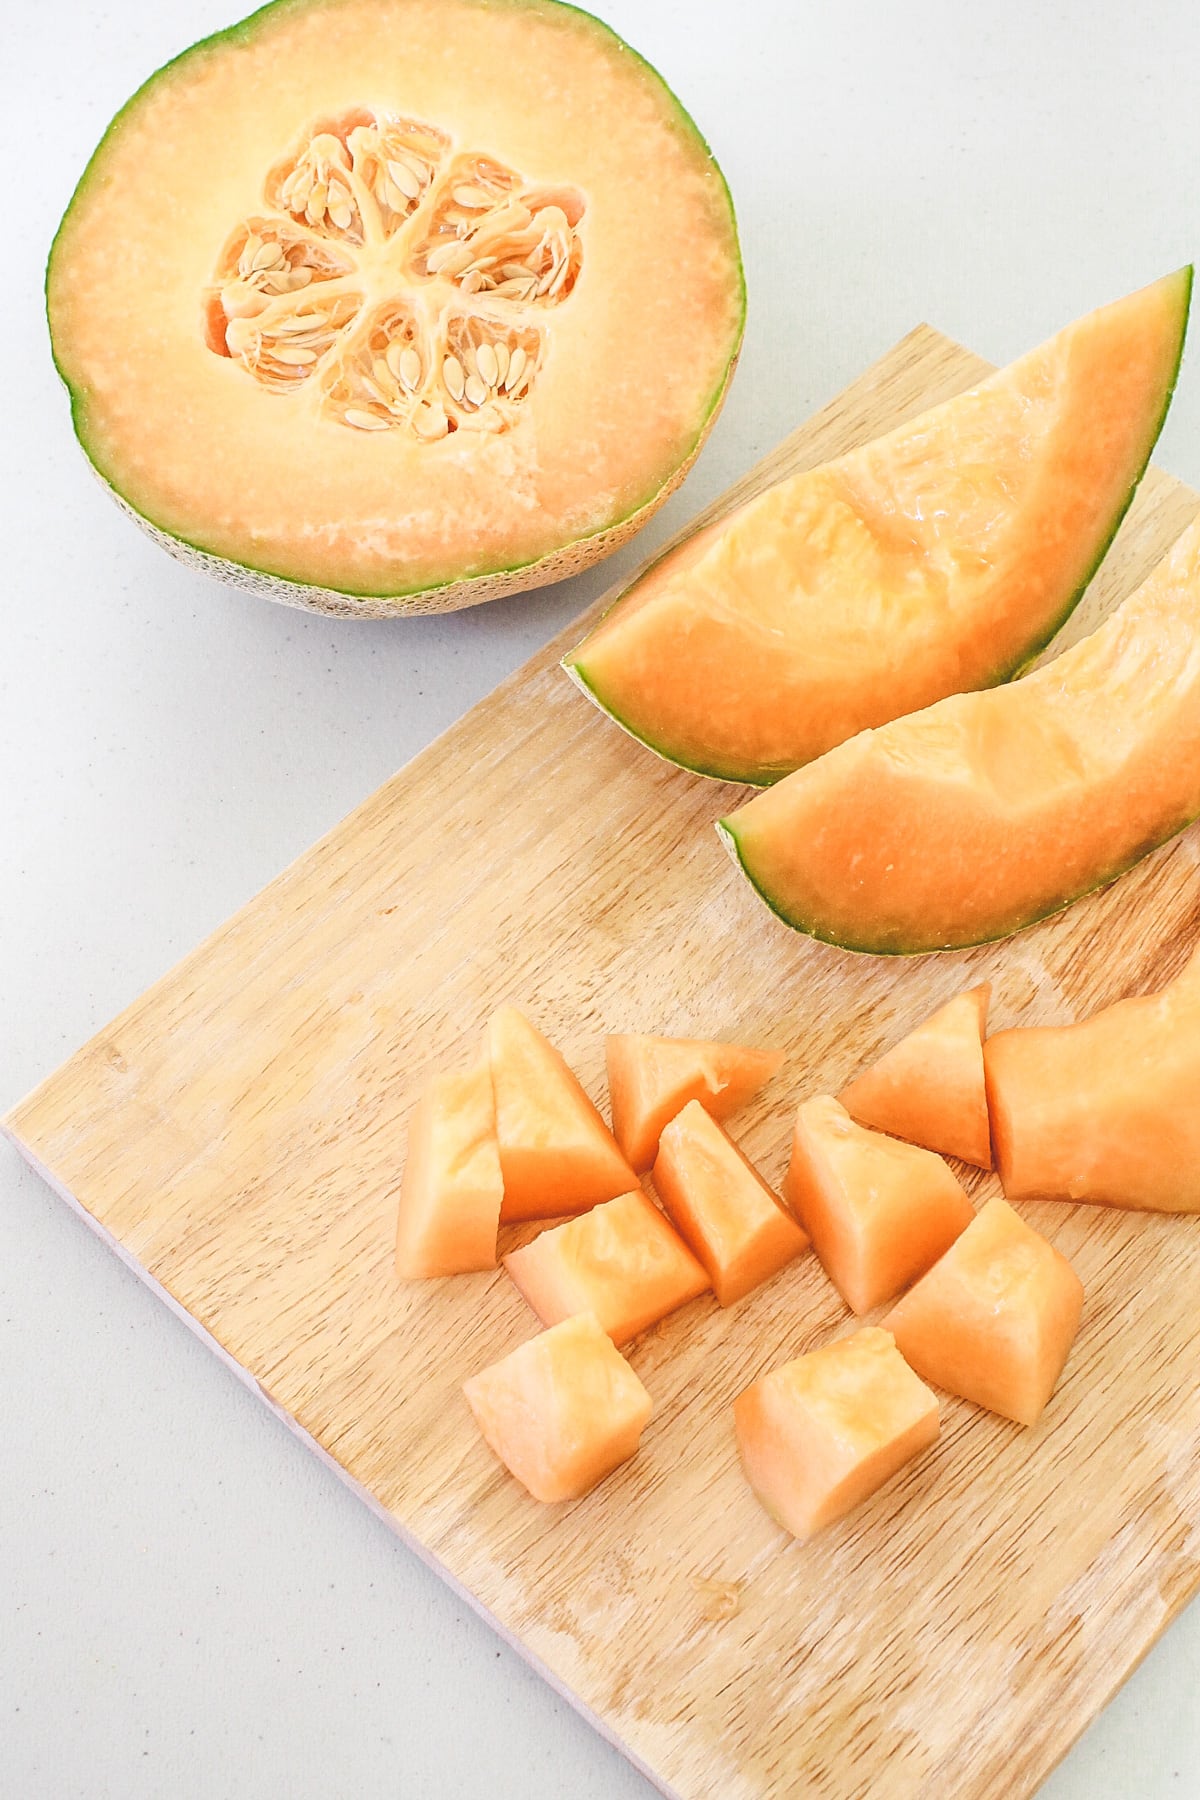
[395,1059,505,1278]
[839,985,992,1168]
[783,1096,974,1315]
[883,1197,1083,1427]
[652,1100,807,1306]
[464,1312,652,1503]
[985,946,1200,1211]
[606,1033,783,1171]
[735,1327,940,1539]
[503,1187,710,1344]
[487,1006,636,1222]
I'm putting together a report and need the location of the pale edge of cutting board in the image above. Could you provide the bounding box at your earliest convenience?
[7,322,1200,1800]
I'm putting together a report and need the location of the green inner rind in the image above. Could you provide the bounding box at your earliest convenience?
[570,265,1193,786]
[46,0,745,604]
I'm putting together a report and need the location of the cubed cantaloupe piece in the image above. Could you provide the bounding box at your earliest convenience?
[606,1032,784,1171]
[652,1099,808,1306]
[464,1312,653,1503]
[503,1187,710,1344]
[882,1196,1083,1426]
[395,1060,505,1278]
[487,1006,636,1223]
[839,984,992,1168]
[783,1095,974,1314]
[734,1326,939,1539]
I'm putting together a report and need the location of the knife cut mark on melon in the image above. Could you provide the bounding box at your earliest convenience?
[204,109,583,439]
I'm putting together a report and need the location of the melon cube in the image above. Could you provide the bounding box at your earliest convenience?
[395,1060,504,1278]
[839,983,993,1168]
[464,1313,653,1503]
[783,1095,974,1314]
[503,1187,709,1345]
[606,1032,783,1171]
[652,1099,808,1305]
[734,1326,939,1539]
[882,1196,1084,1426]
[486,1005,636,1223]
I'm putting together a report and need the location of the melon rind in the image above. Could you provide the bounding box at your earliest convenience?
[46,0,745,616]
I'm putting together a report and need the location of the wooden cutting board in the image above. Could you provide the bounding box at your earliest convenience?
[9,326,1200,1800]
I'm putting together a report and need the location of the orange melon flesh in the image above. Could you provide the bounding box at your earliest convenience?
[567,269,1191,783]
[652,1100,808,1306]
[486,1007,636,1223]
[606,1033,784,1172]
[394,1060,504,1277]
[722,509,1200,953]
[734,1327,939,1539]
[502,1188,709,1345]
[985,946,1200,1211]
[839,985,992,1168]
[882,1196,1083,1426]
[783,1096,974,1315]
[46,0,744,607]
[463,1312,652,1503]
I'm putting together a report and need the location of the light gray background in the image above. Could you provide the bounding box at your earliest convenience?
[5,2,1200,1794]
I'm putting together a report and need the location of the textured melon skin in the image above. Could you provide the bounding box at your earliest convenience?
[565,270,1192,782]
[46,0,745,616]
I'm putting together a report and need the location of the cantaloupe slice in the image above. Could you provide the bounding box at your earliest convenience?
[782,1096,974,1315]
[839,985,992,1168]
[394,1060,504,1277]
[486,1007,636,1223]
[607,1033,783,1171]
[47,0,744,614]
[882,1197,1083,1426]
[464,1313,652,1503]
[986,946,1200,1211]
[503,1188,709,1345]
[734,1327,939,1539]
[652,1100,808,1306]
[566,269,1191,782]
[720,509,1200,953]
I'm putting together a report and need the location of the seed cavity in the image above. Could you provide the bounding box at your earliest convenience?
[205,112,574,435]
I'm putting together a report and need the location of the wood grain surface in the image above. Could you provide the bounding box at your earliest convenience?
[8,326,1200,1800]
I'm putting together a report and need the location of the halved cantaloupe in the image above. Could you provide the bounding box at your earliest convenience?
[721,509,1200,953]
[486,1007,636,1223]
[839,985,992,1168]
[606,1033,783,1172]
[502,1187,709,1344]
[394,1059,504,1277]
[652,1100,808,1306]
[986,946,1200,1211]
[882,1197,1083,1426]
[734,1326,939,1539]
[464,1312,652,1503]
[783,1096,974,1315]
[46,0,744,616]
[566,270,1191,782]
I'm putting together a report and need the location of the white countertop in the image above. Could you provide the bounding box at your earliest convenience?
[5,1,1200,1793]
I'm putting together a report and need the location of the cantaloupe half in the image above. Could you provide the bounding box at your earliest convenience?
[734,1327,939,1539]
[652,1101,808,1306]
[882,1197,1083,1427]
[986,946,1200,1212]
[503,1188,709,1345]
[486,1007,635,1223]
[566,270,1191,782]
[839,985,992,1168]
[464,1312,652,1504]
[783,1096,974,1315]
[722,509,1200,952]
[46,0,744,616]
[606,1033,783,1172]
[394,1059,504,1277]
